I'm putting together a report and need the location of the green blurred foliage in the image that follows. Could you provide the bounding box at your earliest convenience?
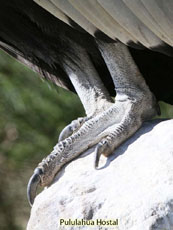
[0,51,84,168]
[0,50,84,230]
[157,101,173,119]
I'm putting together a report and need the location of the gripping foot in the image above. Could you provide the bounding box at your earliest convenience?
[27,89,159,206]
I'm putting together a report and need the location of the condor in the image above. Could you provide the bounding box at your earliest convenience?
[0,0,173,206]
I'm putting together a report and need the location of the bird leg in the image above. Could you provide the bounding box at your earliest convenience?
[58,44,113,141]
[27,41,159,206]
[27,43,114,205]
[94,40,160,167]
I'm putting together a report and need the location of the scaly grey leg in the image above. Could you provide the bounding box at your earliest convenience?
[27,43,114,205]
[27,41,159,206]
[58,44,113,141]
[94,41,160,167]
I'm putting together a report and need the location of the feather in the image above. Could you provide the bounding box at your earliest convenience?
[123,0,173,46]
[69,0,138,45]
[140,0,173,45]
[49,0,97,35]
[0,0,173,104]
[33,0,70,26]
[97,0,163,49]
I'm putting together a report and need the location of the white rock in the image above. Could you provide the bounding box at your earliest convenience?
[27,119,173,230]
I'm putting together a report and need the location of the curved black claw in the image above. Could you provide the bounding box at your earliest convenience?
[58,124,73,142]
[27,168,43,207]
[58,117,88,142]
[94,139,110,169]
[94,143,103,169]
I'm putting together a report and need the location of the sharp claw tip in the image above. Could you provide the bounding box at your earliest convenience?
[27,169,42,207]
[94,147,101,170]
[94,161,99,170]
[58,136,62,142]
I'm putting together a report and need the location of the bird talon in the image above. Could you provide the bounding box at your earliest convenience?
[27,168,43,207]
[94,139,107,169]
[58,117,88,142]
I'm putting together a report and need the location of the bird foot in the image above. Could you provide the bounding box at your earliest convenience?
[58,100,113,142]
[58,117,89,142]
[27,91,159,206]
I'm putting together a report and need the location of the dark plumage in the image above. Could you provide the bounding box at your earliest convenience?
[0,0,173,104]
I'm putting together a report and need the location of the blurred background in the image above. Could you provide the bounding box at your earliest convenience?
[0,49,84,230]
[0,49,173,230]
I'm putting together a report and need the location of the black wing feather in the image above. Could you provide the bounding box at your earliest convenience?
[0,0,173,104]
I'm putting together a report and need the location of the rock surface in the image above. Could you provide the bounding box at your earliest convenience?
[27,119,173,230]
